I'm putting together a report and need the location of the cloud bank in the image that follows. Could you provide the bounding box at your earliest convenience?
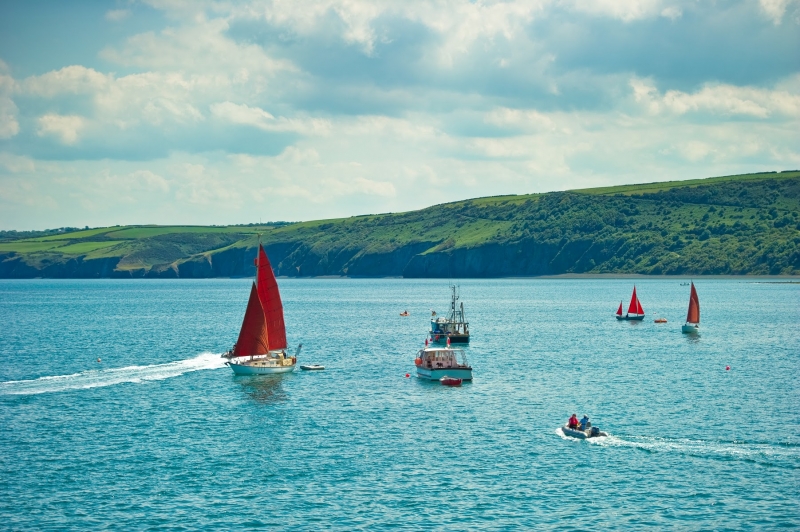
[0,0,798,229]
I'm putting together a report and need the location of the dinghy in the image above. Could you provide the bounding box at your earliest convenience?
[562,425,608,439]
[439,376,462,386]
[300,365,325,371]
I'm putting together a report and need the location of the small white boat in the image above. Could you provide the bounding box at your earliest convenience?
[562,425,608,439]
[414,346,472,380]
[300,364,325,371]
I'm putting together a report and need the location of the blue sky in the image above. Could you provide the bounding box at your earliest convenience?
[0,0,798,229]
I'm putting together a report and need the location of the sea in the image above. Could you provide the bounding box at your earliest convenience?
[1,278,798,530]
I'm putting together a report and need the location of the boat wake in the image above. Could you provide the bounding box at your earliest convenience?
[584,432,800,468]
[0,352,226,396]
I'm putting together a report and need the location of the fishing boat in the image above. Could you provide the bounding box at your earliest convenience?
[682,282,700,334]
[414,345,472,381]
[615,285,645,321]
[430,285,470,343]
[222,243,300,375]
[561,424,608,439]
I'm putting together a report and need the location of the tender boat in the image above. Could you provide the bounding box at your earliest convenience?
[400,311,409,317]
[654,317,667,323]
[430,285,470,343]
[414,346,472,381]
[682,282,700,334]
[222,243,300,375]
[616,285,645,321]
[300,365,325,371]
[562,424,608,439]
[439,376,462,386]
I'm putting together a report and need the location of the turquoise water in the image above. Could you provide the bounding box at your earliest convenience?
[1,278,798,529]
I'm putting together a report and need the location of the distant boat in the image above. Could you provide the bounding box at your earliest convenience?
[616,286,645,321]
[430,285,470,343]
[682,282,700,334]
[400,310,409,317]
[439,376,462,386]
[222,243,300,375]
[654,317,667,323]
[300,365,324,371]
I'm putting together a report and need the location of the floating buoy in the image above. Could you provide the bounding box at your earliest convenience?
[97,358,101,363]
[405,373,410,378]
[726,366,730,371]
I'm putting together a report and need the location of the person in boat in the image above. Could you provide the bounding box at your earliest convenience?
[568,414,579,429]
[580,415,589,430]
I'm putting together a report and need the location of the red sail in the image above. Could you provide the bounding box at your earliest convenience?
[686,282,700,324]
[627,286,643,315]
[616,302,623,316]
[232,283,270,357]
[256,245,287,350]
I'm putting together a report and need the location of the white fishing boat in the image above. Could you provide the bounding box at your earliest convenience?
[430,285,470,343]
[682,282,700,334]
[223,243,300,375]
[414,345,472,381]
[561,425,608,439]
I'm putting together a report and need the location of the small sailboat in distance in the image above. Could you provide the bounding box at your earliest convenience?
[223,243,300,375]
[616,285,645,321]
[682,282,700,334]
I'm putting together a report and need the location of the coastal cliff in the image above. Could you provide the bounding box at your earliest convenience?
[1,171,798,278]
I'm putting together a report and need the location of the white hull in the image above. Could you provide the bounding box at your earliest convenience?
[416,367,473,380]
[682,323,700,334]
[226,356,296,375]
[562,425,607,439]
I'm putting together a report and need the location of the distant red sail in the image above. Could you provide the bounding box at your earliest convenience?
[256,244,287,350]
[616,302,623,316]
[686,282,700,324]
[627,286,643,315]
[232,283,270,357]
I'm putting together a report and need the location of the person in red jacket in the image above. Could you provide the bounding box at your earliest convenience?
[568,414,579,429]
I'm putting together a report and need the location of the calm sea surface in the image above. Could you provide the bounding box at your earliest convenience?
[1,278,798,529]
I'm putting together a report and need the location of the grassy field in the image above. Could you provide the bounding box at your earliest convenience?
[1,171,798,277]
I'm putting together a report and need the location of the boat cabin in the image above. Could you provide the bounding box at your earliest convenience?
[416,347,469,370]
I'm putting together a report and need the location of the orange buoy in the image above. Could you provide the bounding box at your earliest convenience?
[414,358,422,366]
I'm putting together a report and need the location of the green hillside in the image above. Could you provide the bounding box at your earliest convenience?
[1,171,798,278]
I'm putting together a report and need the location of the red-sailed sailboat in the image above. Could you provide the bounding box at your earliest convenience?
[681,282,700,334]
[615,285,645,321]
[223,243,300,375]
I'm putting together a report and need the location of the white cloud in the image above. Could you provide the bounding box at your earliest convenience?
[105,9,132,22]
[0,96,20,139]
[37,114,86,144]
[758,0,800,24]
[21,66,111,97]
[631,78,800,118]
[210,101,331,134]
[0,152,35,173]
[354,177,396,197]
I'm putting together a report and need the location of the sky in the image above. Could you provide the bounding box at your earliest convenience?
[0,0,798,230]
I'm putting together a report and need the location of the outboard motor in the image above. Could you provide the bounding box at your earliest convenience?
[591,426,600,437]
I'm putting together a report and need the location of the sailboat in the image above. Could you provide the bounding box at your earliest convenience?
[615,285,645,321]
[222,243,300,375]
[681,282,700,334]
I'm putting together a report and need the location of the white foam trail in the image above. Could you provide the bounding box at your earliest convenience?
[0,352,226,396]
[587,433,799,464]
